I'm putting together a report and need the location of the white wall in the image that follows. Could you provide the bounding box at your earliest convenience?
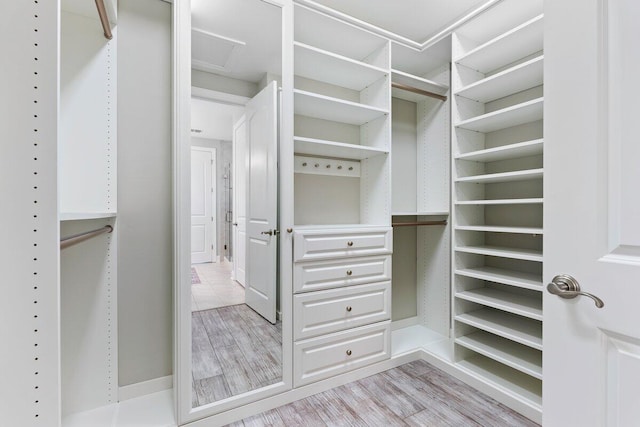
[191,137,233,261]
[117,0,173,386]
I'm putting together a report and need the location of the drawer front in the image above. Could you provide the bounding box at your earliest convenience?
[294,322,390,387]
[293,227,392,262]
[294,282,391,340]
[293,255,391,294]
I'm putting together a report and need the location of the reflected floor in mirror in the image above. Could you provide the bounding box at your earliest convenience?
[192,261,245,311]
[227,360,539,427]
[192,304,282,407]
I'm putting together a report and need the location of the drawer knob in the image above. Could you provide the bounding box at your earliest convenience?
[347,241,354,247]
[346,350,352,356]
[346,306,352,312]
[346,270,353,276]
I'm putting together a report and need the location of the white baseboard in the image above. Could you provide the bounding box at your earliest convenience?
[118,375,173,402]
[391,316,419,330]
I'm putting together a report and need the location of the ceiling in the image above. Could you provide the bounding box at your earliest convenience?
[311,0,490,43]
[191,98,244,141]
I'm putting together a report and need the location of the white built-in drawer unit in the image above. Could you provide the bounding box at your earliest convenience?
[293,227,392,262]
[293,255,391,293]
[294,321,391,387]
[294,281,391,340]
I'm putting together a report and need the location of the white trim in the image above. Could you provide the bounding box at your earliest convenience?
[118,376,174,402]
[294,0,504,51]
[391,316,420,331]
[191,87,251,106]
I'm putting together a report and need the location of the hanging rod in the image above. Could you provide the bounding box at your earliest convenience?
[391,82,447,102]
[60,225,113,250]
[95,0,113,40]
[392,220,448,227]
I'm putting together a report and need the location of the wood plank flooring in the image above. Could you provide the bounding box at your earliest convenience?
[192,304,282,407]
[229,360,539,427]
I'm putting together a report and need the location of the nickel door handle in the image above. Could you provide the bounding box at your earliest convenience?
[547,274,604,308]
[261,229,280,236]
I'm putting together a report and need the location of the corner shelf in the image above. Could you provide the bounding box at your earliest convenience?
[294,136,388,161]
[456,139,543,162]
[294,89,388,125]
[456,332,542,380]
[454,245,542,262]
[455,56,543,103]
[455,98,544,133]
[294,42,388,91]
[456,288,542,321]
[455,267,543,292]
[455,15,544,74]
[455,309,542,350]
[391,69,449,102]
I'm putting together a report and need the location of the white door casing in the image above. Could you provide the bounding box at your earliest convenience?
[245,81,278,324]
[191,147,216,264]
[232,115,247,286]
[544,1,640,426]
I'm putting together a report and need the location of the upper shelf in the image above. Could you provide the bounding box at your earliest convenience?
[455,56,544,103]
[456,139,543,162]
[294,136,388,160]
[294,42,388,91]
[60,212,117,221]
[455,168,544,185]
[391,69,449,102]
[294,89,388,125]
[455,15,544,74]
[455,98,544,133]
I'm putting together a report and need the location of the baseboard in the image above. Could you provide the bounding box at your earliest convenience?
[118,375,173,402]
[391,316,419,330]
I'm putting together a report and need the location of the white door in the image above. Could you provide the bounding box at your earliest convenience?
[544,1,640,426]
[245,82,278,324]
[191,147,216,264]
[232,116,247,286]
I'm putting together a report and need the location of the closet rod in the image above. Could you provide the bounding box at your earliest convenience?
[95,0,113,40]
[391,82,447,102]
[60,225,113,250]
[392,221,448,227]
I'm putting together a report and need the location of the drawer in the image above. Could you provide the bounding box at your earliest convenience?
[293,255,391,294]
[293,227,392,262]
[294,282,391,340]
[294,321,390,387]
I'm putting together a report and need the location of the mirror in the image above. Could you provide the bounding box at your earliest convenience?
[188,0,283,409]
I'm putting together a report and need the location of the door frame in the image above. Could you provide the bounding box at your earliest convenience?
[172,0,294,423]
[190,145,217,264]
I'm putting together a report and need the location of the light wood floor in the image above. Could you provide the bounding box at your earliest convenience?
[228,360,539,427]
[192,304,282,407]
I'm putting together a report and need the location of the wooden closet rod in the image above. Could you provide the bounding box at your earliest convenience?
[392,220,448,227]
[391,82,447,102]
[95,0,113,40]
[60,225,113,250]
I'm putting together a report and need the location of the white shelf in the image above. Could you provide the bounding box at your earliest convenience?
[455,245,542,262]
[455,225,542,235]
[455,98,544,133]
[456,288,542,321]
[456,332,542,380]
[456,56,543,103]
[455,309,542,350]
[60,212,117,221]
[455,267,543,292]
[391,324,449,357]
[456,168,543,185]
[455,15,544,74]
[293,224,390,231]
[456,198,543,206]
[457,355,542,407]
[294,89,388,126]
[456,139,543,162]
[391,69,449,102]
[392,212,449,216]
[294,42,388,91]
[294,136,388,160]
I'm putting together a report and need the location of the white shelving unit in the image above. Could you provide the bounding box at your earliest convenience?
[294,89,388,125]
[451,0,544,417]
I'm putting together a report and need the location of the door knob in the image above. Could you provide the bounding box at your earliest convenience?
[261,230,273,236]
[547,274,604,308]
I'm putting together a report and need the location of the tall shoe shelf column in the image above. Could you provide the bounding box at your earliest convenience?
[291,4,392,387]
[451,0,544,414]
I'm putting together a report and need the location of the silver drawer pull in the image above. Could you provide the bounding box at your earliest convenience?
[346,350,352,356]
[346,306,352,312]
[346,270,352,276]
[347,241,354,247]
